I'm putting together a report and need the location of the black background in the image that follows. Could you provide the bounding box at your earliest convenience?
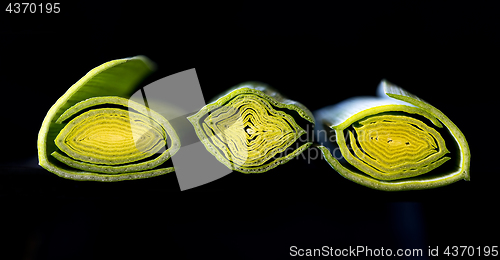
[1,1,497,259]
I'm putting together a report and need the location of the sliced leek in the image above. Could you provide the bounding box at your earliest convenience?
[38,56,180,181]
[315,80,470,191]
[187,82,314,173]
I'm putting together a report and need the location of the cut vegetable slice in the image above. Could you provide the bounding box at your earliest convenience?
[315,80,470,191]
[38,56,180,181]
[187,82,314,173]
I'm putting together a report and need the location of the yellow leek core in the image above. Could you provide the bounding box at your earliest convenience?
[50,96,180,175]
[188,83,314,173]
[343,113,449,181]
[55,108,166,165]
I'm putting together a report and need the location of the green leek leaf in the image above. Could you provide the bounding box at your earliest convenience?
[315,80,470,191]
[37,56,180,181]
